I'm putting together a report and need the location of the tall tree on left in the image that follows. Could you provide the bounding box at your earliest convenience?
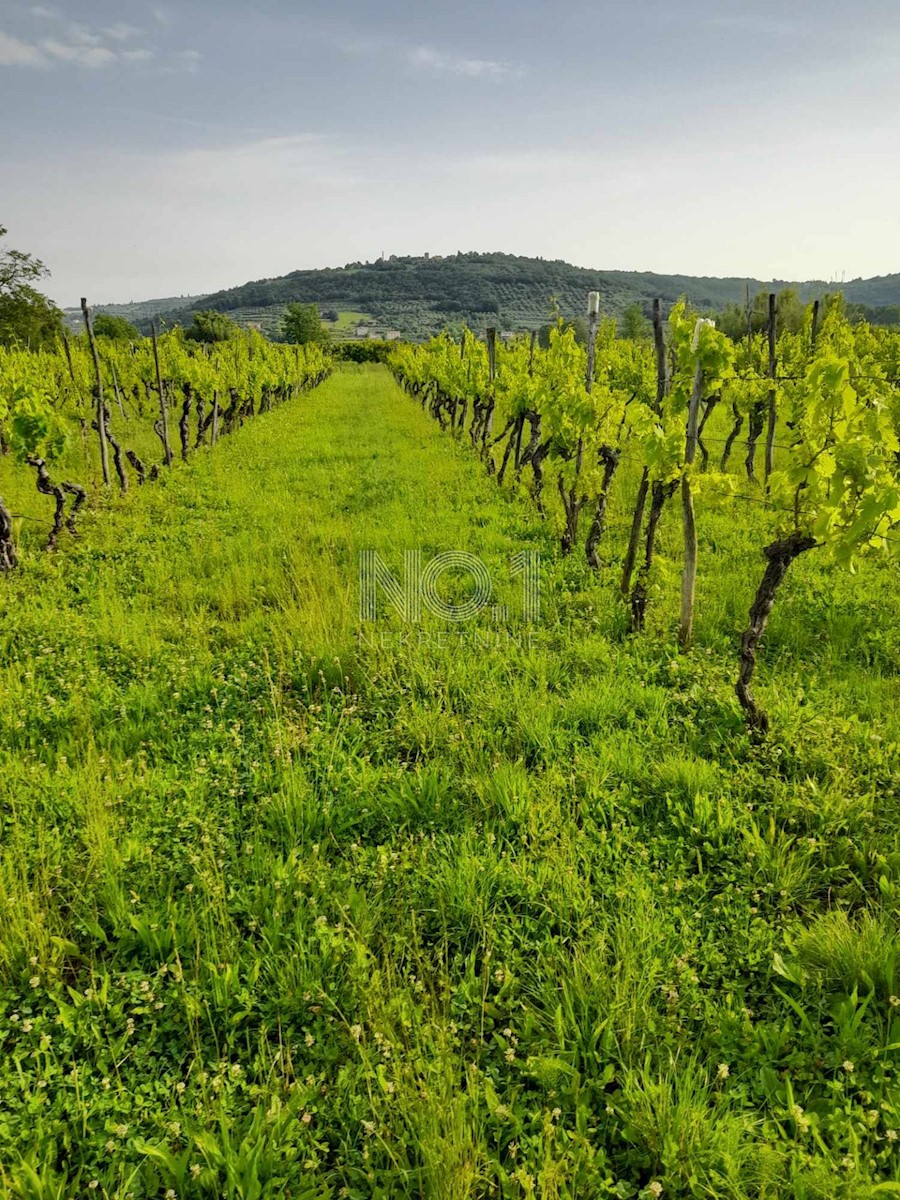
[0,225,63,349]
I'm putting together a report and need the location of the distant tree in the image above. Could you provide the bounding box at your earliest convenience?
[716,287,807,341]
[763,287,805,336]
[337,340,395,363]
[185,309,238,343]
[282,302,329,345]
[321,309,339,323]
[0,225,63,349]
[619,302,651,339]
[716,301,749,341]
[847,301,900,327]
[93,313,141,340]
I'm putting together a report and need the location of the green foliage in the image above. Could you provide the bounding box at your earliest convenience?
[336,339,396,363]
[619,302,651,340]
[0,348,69,463]
[0,226,63,350]
[281,302,330,346]
[92,313,141,341]
[9,394,68,463]
[772,338,900,565]
[717,288,809,342]
[185,310,239,344]
[0,287,63,350]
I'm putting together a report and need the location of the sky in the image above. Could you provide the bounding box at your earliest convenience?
[2,0,899,305]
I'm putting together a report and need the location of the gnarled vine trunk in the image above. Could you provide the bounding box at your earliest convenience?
[0,495,16,570]
[585,446,620,569]
[720,400,744,472]
[126,450,147,484]
[621,468,650,596]
[630,480,677,632]
[736,531,816,734]
[179,383,193,461]
[26,458,84,548]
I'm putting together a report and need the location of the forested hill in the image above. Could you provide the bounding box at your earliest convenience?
[142,252,900,339]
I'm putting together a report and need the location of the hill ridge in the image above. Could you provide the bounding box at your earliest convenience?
[75,252,900,339]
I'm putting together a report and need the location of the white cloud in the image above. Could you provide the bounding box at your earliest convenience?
[40,37,117,68]
[333,30,522,81]
[2,10,193,72]
[156,47,202,73]
[0,29,47,66]
[101,23,144,42]
[408,45,521,80]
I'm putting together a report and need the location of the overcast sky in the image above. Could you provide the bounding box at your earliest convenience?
[2,0,898,305]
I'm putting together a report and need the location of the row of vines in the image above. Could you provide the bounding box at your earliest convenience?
[0,306,331,568]
[391,298,900,732]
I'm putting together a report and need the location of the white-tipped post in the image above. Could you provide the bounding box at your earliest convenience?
[588,291,600,317]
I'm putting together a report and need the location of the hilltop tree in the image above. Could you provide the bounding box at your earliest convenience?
[0,225,63,349]
[282,302,329,345]
[619,302,651,339]
[185,309,239,344]
[717,288,807,342]
[93,313,141,340]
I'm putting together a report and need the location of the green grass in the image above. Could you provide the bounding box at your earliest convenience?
[327,312,374,336]
[1,365,899,1198]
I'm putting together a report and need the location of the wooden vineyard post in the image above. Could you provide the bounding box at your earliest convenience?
[679,318,712,649]
[151,321,173,467]
[486,326,496,382]
[212,389,220,447]
[110,359,127,422]
[621,298,663,595]
[764,292,777,483]
[585,291,600,394]
[62,328,93,477]
[579,292,600,474]
[811,298,821,348]
[484,326,497,446]
[81,297,111,486]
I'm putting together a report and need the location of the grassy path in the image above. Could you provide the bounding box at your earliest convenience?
[1,366,899,1197]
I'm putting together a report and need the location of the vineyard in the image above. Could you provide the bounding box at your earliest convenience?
[0,300,900,1199]
[392,298,900,732]
[0,313,331,569]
